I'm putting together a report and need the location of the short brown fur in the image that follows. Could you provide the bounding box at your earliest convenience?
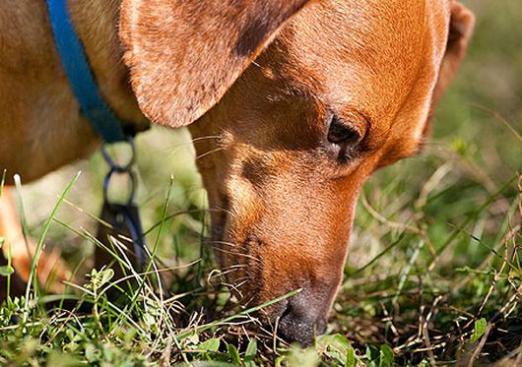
[0,0,474,343]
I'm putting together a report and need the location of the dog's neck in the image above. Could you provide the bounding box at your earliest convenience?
[68,0,149,131]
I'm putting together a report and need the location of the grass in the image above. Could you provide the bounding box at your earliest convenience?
[1,1,521,365]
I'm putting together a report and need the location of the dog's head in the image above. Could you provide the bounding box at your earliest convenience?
[120,0,474,344]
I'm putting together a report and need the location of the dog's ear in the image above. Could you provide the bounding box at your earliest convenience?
[120,0,313,128]
[428,1,475,118]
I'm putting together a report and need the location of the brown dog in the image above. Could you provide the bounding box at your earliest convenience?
[0,0,474,343]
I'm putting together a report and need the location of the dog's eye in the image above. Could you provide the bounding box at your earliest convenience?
[327,116,362,145]
[326,113,367,163]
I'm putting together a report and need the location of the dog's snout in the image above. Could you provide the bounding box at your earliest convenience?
[277,291,328,345]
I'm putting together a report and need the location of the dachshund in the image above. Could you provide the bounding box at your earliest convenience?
[0,0,474,344]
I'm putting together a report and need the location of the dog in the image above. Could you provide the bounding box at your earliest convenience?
[0,0,474,344]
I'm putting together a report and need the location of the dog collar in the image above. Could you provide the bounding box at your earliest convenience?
[46,0,128,143]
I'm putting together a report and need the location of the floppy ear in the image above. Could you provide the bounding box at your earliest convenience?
[119,0,313,128]
[430,1,475,111]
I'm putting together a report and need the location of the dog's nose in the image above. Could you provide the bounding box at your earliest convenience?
[277,291,328,345]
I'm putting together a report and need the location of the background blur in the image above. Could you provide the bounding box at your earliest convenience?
[11,0,521,363]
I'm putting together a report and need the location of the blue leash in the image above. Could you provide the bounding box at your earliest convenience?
[46,0,126,143]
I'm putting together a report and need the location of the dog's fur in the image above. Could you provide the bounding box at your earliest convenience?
[0,0,474,343]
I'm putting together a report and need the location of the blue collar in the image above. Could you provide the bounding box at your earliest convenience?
[46,0,128,143]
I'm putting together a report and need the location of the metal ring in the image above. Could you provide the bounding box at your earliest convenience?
[103,167,137,205]
[101,136,136,173]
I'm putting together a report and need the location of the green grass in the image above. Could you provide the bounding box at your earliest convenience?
[1,1,521,365]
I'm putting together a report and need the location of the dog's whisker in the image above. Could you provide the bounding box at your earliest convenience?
[195,147,224,161]
[214,266,247,278]
[161,136,223,156]
[203,239,239,248]
[191,135,222,143]
[211,247,260,262]
[205,242,262,263]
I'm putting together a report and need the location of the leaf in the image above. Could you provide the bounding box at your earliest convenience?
[284,346,320,367]
[0,265,14,277]
[245,339,258,367]
[226,344,241,365]
[0,237,4,249]
[142,313,156,327]
[316,334,351,364]
[379,345,394,367]
[46,351,79,367]
[87,268,115,291]
[85,344,101,363]
[365,345,379,363]
[470,318,488,343]
[187,333,200,346]
[99,268,115,287]
[198,338,221,353]
[346,345,357,367]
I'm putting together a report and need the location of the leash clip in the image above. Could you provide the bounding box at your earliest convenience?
[101,137,137,205]
[101,136,136,174]
[98,137,148,271]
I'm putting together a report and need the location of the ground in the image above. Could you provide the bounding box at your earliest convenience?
[0,0,521,366]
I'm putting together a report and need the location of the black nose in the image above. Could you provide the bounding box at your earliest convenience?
[277,291,328,345]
